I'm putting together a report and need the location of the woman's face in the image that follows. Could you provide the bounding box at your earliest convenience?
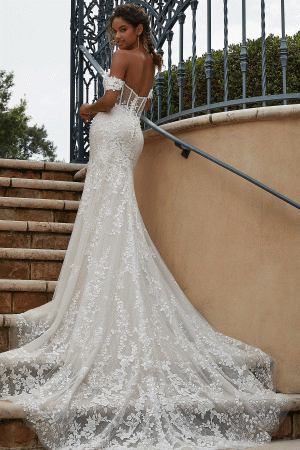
[111,17,141,50]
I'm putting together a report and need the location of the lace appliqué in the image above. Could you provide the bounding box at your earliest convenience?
[103,75,125,92]
[0,81,292,450]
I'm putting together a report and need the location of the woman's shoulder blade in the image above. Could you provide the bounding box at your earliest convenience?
[111,49,155,96]
[112,49,129,59]
[111,50,130,68]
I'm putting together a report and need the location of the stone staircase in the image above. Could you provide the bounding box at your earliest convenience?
[0,158,299,450]
[0,159,86,449]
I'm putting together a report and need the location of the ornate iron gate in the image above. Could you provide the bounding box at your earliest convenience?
[70,0,198,163]
[70,0,299,163]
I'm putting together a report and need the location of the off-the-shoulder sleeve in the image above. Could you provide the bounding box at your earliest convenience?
[103,75,125,92]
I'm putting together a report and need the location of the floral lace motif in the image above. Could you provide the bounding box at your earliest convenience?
[103,75,125,92]
[0,94,292,450]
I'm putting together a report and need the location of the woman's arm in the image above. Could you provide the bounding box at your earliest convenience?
[144,99,151,111]
[79,51,128,122]
[79,91,120,122]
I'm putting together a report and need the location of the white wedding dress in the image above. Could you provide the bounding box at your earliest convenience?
[0,75,292,450]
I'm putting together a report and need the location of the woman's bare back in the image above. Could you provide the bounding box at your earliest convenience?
[114,49,155,97]
[79,48,155,120]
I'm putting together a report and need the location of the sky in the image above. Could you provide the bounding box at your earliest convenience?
[1,0,300,162]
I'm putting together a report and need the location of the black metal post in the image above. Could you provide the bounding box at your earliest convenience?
[223,0,228,111]
[77,0,85,163]
[177,11,186,114]
[70,0,76,162]
[191,0,198,112]
[261,0,266,107]
[240,0,248,109]
[280,0,288,105]
[205,0,214,111]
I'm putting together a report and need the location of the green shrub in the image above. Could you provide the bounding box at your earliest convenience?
[151,32,300,121]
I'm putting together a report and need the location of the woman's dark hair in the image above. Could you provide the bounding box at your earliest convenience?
[107,3,163,72]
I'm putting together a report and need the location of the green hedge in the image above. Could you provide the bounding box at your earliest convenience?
[152,32,300,121]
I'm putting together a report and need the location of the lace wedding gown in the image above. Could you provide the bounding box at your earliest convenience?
[0,75,291,450]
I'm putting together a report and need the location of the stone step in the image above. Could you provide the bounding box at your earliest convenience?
[0,159,86,182]
[0,279,55,314]
[0,279,56,294]
[73,166,87,182]
[0,220,73,250]
[0,418,44,449]
[0,248,65,281]
[0,177,84,201]
[0,280,56,353]
[240,441,300,450]
[0,398,298,450]
[0,197,79,223]
[0,431,298,450]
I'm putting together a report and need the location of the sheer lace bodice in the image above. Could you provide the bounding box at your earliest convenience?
[0,73,292,450]
[103,74,153,118]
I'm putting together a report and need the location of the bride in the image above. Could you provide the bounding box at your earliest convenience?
[0,4,292,450]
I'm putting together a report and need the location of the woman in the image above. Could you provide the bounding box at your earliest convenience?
[0,4,292,450]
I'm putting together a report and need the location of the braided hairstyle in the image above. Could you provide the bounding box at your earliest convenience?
[107,3,163,72]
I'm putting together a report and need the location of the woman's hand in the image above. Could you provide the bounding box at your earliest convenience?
[79,89,120,119]
[79,103,96,123]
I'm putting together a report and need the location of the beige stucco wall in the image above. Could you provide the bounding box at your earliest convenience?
[134,105,300,394]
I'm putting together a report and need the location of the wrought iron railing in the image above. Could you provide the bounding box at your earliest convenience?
[70,0,300,163]
[78,46,300,210]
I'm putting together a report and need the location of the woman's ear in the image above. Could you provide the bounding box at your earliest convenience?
[136,24,143,37]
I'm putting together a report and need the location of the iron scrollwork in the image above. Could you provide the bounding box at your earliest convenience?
[70,0,193,163]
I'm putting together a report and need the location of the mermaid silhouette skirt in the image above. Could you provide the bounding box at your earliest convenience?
[0,100,291,450]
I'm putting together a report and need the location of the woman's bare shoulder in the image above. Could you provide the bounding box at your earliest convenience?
[111,49,147,72]
[110,50,130,79]
[111,49,130,66]
[112,49,129,59]
[112,50,155,92]
[113,49,153,66]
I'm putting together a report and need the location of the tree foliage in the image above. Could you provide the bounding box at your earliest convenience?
[0,71,57,161]
[152,32,300,121]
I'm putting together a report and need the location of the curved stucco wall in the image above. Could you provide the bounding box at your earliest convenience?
[134,105,300,393]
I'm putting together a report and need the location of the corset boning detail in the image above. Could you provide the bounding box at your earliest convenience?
[103,75,153,118]
[115,85,148,117]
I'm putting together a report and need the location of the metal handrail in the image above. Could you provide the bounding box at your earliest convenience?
[154,93,300,125]
[141,116,300,211]
[79,46,106,79]
[79,45,300,211]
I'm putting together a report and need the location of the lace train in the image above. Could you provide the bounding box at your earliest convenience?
[0,76,292,450]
